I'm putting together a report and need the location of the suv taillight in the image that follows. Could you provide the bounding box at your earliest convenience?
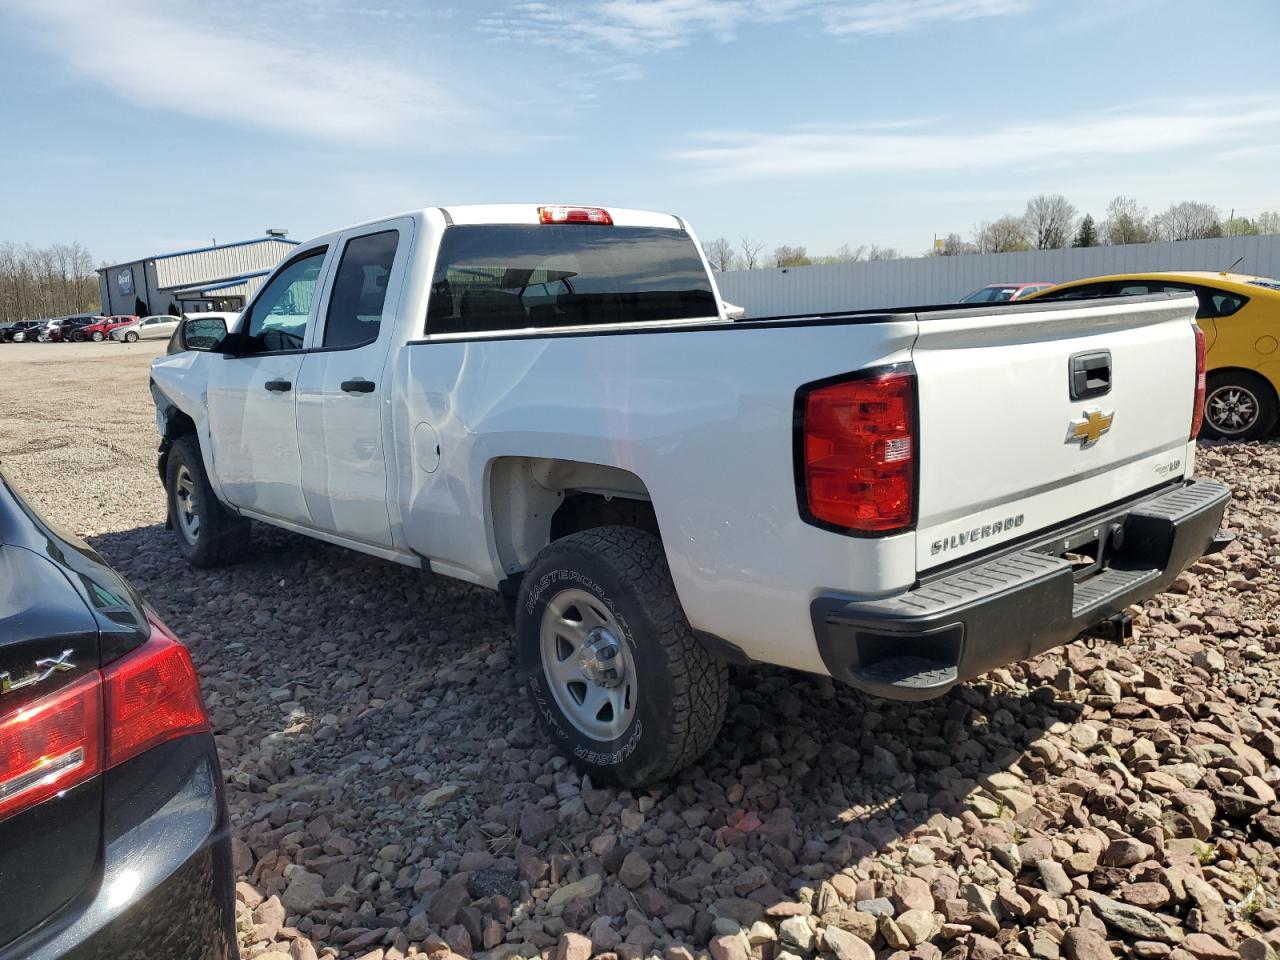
[797,367,916,534]
[0,616,209,823]
[103,618,210,766]
[1190,323,1206,439]
[0,674,102,823]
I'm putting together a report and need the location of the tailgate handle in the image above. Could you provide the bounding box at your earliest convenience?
[1070,351,1111,400]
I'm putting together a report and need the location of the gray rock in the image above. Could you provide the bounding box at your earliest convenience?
[1038,859,1073,898]
[618,851,652,889]
[281,868,326,914]
[822,926,874,960]
[778,916,814,953]
[1088,894,1178,943]
[545,873,602,915]
[853,897,894,918]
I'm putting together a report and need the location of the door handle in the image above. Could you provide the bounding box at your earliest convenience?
[264,379,292,392]
[341,379,376,394]
[1069,351,1111,400]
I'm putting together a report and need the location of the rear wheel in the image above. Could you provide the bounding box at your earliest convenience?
[166,436,250,567]
[515,526,728,787]
[1202,371,1278,441]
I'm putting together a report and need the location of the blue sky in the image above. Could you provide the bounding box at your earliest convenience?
[2,0,1279,264]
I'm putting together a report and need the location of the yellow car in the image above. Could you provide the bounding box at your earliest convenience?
[1029,271,1280,440]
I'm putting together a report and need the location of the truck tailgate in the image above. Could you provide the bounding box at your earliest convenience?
[912,294,1198,572]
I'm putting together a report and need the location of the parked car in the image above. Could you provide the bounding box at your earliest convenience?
[0,465,237,958]
[150,203,1229,787]
[45,317,92,342]
[0,320,18,342]
[959,282,1056,303]
[58,316,102,342]
[1027,271,1280,440]
[111,314,182,343]
[80,315,138,342]
[6,320,45,342]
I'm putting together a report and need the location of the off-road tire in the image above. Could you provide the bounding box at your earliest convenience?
[515,526,728,787]
[166,435,250,567]
[1202,370,1278,441]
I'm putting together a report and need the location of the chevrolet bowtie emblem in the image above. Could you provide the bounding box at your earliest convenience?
[1066,407,1114,447]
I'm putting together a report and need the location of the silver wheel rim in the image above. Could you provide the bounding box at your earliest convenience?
[1206,384,1259,435]
[174,464,201,542]
[539,587,637,741]
[126,332,137,342]
[92,332,102,341]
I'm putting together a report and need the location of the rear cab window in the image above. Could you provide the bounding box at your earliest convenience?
[425,224,719,336]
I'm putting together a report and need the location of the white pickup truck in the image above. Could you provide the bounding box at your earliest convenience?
[150,204,1230,786]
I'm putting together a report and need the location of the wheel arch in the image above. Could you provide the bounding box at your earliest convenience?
[155,399,198,483]
[1207,364,1280,394]
[487,456,656,583]
[1203,366,1279,437]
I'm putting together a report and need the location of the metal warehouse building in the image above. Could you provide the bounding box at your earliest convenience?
[97,231,299,317]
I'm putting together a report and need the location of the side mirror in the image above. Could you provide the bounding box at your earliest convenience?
[170,316,230,354]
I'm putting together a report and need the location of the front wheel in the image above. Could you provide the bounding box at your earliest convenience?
[124,330,139,342]
[90,331,104,342]
[1202,371,1278,441]
[166,436,250,567]
[515,526,728,787]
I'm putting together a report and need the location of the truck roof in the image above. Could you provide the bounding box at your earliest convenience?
[315,204,687,242]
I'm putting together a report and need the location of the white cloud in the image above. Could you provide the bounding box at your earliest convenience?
[483,0,1031,53]
[1,0,457,144]
[819,0,1031,36]
[669,100,1280,178]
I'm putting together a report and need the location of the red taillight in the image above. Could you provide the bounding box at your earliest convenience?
[1190,323,1207,439]
[538,205,613,225]
[799,369,916,533]
[103,619,210,767]
[0,616,208,823]
[0,674,102,823]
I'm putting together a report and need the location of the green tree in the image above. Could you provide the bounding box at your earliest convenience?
[1073,214,1099,247]
[772,245,811,268]
[1256,211,1280,235]
[1153,201,1222,241]
[703,237,737,272]
[1225,217,1259,237]
[1101,196,1155,245]
[973,216,1030,253]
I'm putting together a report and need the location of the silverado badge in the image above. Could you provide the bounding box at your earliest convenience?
[1066,407,1114,447]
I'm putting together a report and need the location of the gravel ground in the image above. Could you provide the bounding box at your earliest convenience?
[1,342,1278,960]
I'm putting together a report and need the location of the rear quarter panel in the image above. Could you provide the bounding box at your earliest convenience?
[395,320,918,673]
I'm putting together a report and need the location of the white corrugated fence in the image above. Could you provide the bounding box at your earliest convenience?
[715,235,1280,317]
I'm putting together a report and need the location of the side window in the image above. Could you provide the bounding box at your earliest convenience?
[1051,282,1112,300]
[323,231,398,349]
[1204,290,1247,318]
[244,249,326,353]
